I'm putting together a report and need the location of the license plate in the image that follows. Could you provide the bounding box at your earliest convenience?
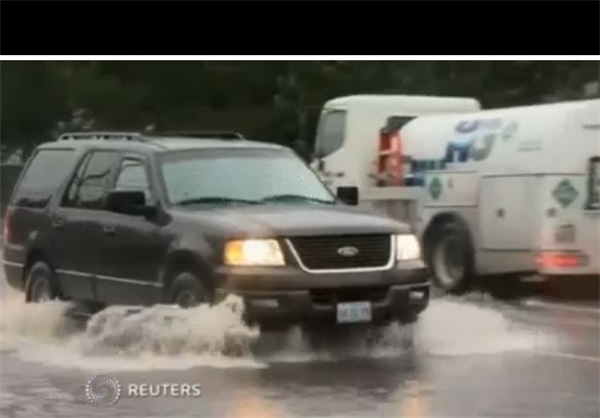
[336,301,372,324]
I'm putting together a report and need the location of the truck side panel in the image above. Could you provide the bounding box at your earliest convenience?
[537,174,599,275]
[409,99,599,279]
[421,171,479,208]
[479,175,542,251]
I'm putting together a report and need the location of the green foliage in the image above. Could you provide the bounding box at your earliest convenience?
[0,61,70,154]
[1,60,598,156]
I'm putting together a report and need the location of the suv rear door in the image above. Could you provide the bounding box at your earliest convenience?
[2,147,78,286]
[53,149,121,301]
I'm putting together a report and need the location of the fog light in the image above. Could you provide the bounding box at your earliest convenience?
[249,298,279,308]
[409,290,426,301]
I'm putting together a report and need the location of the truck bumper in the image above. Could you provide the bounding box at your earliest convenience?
[214,263,430,330]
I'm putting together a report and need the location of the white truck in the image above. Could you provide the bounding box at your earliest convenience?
[312,95,600,293]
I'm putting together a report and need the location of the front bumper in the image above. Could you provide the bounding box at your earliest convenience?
[214,262,430,329]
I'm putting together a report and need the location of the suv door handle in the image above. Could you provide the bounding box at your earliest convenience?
[51,217,65,228]
[103,225,116,235]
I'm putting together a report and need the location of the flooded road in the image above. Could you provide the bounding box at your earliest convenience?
[1,271,599,417]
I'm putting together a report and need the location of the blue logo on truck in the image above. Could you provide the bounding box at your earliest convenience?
[444,119,519,164]
[405,118,519,187]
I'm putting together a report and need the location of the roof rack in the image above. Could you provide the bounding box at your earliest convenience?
[160,131,245,140]
[58,131,145,141]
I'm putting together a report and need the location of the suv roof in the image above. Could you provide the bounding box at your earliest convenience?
[38,131,286,153]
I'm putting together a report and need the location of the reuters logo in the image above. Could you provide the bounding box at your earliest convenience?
[85,374,122,406]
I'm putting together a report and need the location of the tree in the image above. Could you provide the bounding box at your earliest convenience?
[0,61,69,156]
[1,61,598,153]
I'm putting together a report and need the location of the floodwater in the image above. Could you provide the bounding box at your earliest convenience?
[1,267,599,417]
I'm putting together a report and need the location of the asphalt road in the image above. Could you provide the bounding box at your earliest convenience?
[1,276,599,418]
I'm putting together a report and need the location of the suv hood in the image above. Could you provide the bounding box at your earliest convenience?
[173,204,411,238]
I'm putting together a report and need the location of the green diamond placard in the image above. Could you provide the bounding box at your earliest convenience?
[552,179,578,208]
[429,177,442,200]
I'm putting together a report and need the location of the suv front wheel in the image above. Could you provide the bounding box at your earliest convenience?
[168,272,209,308]
[25,260,60,303]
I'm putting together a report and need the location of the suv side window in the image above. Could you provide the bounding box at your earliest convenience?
[12,149,77,208]
[63,150,120,210]
[63,152,92,207]
[114,158,152,202]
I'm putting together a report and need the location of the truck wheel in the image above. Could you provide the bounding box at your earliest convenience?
[168,272,209,308]
[487,274,522,300]
[429,222,473,294]
[25,261,60,303]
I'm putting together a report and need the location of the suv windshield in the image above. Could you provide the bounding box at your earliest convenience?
[158,148,336,206]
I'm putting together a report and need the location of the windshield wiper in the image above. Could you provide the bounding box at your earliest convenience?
[174,197,259,206]
[260,194,335,204]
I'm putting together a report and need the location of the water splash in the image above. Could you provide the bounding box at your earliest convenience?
[0,288,74,344]
[1,269,555,370]
[0,288,263,370]
[413,299,554,356]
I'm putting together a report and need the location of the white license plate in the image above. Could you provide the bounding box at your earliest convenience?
[336,301,372,324]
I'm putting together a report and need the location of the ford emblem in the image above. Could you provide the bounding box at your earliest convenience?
[337,246,359,257]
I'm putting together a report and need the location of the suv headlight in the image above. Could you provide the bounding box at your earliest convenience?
[224,239,285,266]
[395,234,421,261]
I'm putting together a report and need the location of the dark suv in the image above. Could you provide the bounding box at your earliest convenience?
[2,132,430,330]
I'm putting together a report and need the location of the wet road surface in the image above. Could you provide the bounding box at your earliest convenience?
[1,283,599,418]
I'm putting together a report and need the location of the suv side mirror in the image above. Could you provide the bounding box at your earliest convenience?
[336,186,359,206]
[105,190,157,218]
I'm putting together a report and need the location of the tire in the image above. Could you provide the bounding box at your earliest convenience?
[25,260,60,303]
[428,222,474,294]
[167,272,209,308]
[487,274,522,300]
[398,311,419,326]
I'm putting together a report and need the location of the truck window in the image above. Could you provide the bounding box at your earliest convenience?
[64,150,120,210]
[383,115,415,133]
[12,149,77,208]
[586,156,600,210]
[315,109,347,157]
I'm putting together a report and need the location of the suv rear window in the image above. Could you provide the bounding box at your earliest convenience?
[12,149,77,208]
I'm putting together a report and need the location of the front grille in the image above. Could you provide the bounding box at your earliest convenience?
[310,286,389,305]
[288,234,392,270]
